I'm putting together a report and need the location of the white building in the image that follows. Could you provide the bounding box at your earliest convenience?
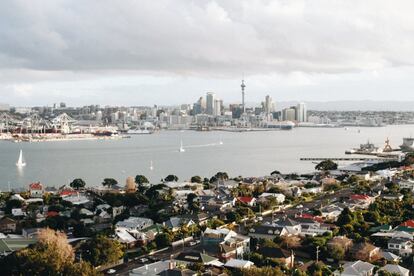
[296,102,307,122]
[206,92,215,115]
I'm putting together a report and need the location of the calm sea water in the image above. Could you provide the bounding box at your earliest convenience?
[1,125,413,190]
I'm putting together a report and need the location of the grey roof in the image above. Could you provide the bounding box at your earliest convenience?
[130,261,171,276]
[379,264,410,275]
[250,224,285,236]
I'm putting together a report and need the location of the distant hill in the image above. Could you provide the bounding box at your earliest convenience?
[273,101,414,111]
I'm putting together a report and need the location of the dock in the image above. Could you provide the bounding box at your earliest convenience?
[300,157,396,162]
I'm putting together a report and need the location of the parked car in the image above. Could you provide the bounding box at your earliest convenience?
[107,269,116,274]
[139,258,148,263]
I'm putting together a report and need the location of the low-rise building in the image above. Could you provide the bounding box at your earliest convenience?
[116,217,154,231]
[388,237,413,257]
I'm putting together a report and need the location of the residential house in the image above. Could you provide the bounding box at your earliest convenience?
[163,217,195,232]
[224,259,254,270]
[334,260,375,276]
[174,251,219,266]
[350,242,380,262]
[116,217,154,231]
[236,197,256,207]
[257,247,294,268]
[398,179,414,192]
[380,251,401,263]
[320,205,343,221]
[381,194,404,201]
[248,224,288,240]
[388,237,413,257]
[115,228,137,248]
[0,217,17,233]
[22,228,42,239]
[376,264,410,276]
[29,182,44,198]
[201,227,250,262]
[258,193,285,204]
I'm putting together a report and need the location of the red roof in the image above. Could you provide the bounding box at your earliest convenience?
[400,220,414,228]
[60,190,76,196]
[297,213,324,223]
[237,197,255,204]
[47,211,59,217]
[350,194,370,201]
[29,182,43,190]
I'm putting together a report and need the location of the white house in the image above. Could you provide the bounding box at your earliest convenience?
[334,260,375,276]
[116,217,154,231]
[388,237,413,257]
[259,193,286,203]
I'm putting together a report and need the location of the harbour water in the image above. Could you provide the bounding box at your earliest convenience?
[1,125,413,190]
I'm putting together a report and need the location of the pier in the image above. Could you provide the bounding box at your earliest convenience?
[300,157,396,162]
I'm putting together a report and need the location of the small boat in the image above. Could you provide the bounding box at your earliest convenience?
[150,160,154,171]
[16,149,26,167]
[179,140,185,152]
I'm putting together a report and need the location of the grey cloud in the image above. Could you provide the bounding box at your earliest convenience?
[1,0,414,76]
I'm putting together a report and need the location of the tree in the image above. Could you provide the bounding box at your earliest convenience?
[190,176,202,183]
[315,160,338,171]
[135,175,149,185]
[155,233,172,248]
[329,244,345,261]
[226,211,242,223]
[215,172,229,180]
[81,235,124,267]
[270,170,281,176]
[70,178,86,190]
[0,228,97,275]
[102,178,118,188]
[241,267,285,276]
[5,199,23,214]
[186,193,199,212]
[164,174,178,182]
[281,235,301,249]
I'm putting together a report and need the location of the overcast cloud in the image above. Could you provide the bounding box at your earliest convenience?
[1,0,414,106]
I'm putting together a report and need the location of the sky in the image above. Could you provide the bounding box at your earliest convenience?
[1,0,414,107]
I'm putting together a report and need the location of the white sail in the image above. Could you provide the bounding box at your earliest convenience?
[150,160,154,171]
[179,140,185,152]
[16,149,26,167]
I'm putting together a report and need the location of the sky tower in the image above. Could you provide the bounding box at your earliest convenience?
[241,79,246,114]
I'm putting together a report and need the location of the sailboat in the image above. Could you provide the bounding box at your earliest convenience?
[179,140,185,152]
[219,135,223,145]
[149,160,154,171]
[16,149,26,167]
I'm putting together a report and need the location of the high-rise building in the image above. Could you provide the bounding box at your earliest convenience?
[296,102,307,122]
[214,99,222,116]
[282,107,296,121]
[264,95,273,114]
[206,92,215,115]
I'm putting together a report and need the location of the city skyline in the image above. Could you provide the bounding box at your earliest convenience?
[2,1,414,106]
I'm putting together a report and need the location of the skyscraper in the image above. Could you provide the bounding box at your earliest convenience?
[206,92,215,115]
[214,99,222,116]
[264,95,273,114]
[296,102,307,122]
[282,107,296,121]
